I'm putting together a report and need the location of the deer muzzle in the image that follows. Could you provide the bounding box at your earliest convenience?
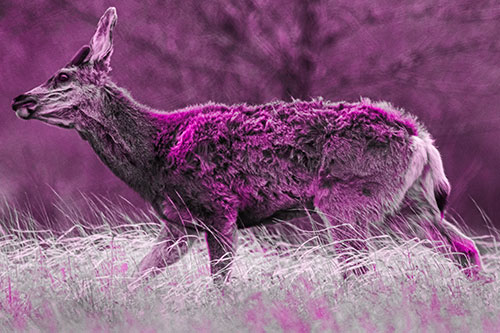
[12,94,39,119]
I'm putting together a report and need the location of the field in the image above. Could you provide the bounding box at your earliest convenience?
[0,197,499,332]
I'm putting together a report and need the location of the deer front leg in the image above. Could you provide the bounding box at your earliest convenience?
[135,222,195,281]
[205,217,238,285]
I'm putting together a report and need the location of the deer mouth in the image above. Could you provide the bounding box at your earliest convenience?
[12,99,38,120]
[15,106,36,119]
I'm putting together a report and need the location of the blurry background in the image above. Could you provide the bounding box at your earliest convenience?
[1,0,499,232]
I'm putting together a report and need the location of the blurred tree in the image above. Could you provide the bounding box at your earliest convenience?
[1,0,499,231]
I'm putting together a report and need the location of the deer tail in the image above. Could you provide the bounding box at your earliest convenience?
[425,139,451,218]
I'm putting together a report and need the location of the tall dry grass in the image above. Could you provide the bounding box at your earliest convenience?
[0,196,498,332]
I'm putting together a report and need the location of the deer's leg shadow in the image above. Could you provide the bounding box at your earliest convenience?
[245,203,371,278]
[247,206,330,255]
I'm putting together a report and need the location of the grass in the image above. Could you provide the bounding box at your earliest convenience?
[0,196,499,332]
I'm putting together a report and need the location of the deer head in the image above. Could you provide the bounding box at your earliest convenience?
[11,7,118,130]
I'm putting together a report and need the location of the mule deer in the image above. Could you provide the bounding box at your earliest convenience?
[12,7,483,283]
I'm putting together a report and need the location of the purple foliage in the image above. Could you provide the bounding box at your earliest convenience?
[2,1,499,232]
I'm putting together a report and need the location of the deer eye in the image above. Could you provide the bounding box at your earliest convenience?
[57,73,70,83]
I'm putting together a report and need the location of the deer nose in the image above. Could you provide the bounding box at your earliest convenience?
[12,94,38,112]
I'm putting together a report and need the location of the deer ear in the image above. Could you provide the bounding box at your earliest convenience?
[68,45,91,67]
[89,7,117,67]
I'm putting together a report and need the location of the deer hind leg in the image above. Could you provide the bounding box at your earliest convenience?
[402,213,482,279]
[313,183,385,278]
[427,218,482,279]
[386,181,483,280]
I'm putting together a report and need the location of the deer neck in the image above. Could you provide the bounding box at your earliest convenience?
[78,83,162,201]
